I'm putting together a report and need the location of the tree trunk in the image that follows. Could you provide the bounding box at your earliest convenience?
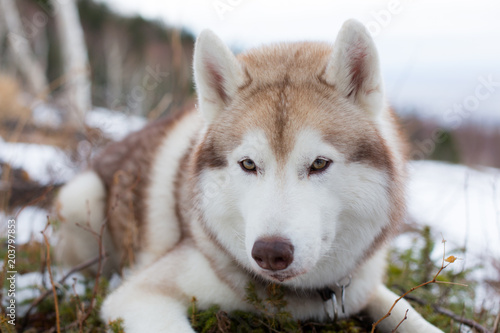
[104,27,123,109]
[0,12,5,48]
[0,0,48,96]
[52,0,91,127]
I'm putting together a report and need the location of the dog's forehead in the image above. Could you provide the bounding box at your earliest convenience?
[236,41,332,84]
[196,42,394,173]
[223,80,378,162]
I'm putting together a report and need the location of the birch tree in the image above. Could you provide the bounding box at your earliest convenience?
[0,0,48,96]
[52,0,92,126]
[104,28,123,108]
[0,12,5,48]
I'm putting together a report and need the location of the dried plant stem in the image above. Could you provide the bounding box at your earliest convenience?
[391,309,408,333]
[22,253,105,330]
[69,221,107,327]
[493,308,500,333]
[41,222,60,333]
[71,279,85,333]
[404,294,493,333]
[44,221,107,333]
[371,238,465,333]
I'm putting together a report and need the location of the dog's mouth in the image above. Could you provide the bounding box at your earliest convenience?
[258,268,306,283]
[269,273,296,282]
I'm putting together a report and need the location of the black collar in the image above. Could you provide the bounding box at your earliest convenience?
[317,286,336,302]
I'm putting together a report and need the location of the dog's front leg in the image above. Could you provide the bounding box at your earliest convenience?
[101,243,246,332]
[365,284,444,333]
[102,282,195,333]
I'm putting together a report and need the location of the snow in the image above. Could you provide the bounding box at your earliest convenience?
[0,138,74,184]
[31,103,147,140]
[398,160,500,311]
[31,102,63,128]
[10,206,50,244]
[15,271,87,317]
[0,107,147,185]
[86,107,146,141]
[407,161,500,258]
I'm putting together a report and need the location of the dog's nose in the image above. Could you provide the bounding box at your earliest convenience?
[251,237,294,271]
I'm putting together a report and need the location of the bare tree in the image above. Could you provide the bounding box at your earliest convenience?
[0,11,5,46]
[52,0,92,126]
[104,27,123,109]
[0,0,48,96]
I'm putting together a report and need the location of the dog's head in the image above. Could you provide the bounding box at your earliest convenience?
[192,20,406,287]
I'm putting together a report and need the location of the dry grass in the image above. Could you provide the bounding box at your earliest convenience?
[0,74,32,125]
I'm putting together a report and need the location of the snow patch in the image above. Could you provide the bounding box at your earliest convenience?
[0,138,74,184]
[86,108,146,141]
[397,160,500,311]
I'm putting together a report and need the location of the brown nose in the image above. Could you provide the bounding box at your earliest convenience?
[251,237,294,271]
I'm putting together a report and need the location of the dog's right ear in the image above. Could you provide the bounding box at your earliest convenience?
[194,30,244,124]
[324,19,384,115]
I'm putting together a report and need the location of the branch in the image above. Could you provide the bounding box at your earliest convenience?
[41,221,60,333]
[77,221,107,326]
[493,308,499,333]
[391,309,408,333]
[39,220,108,333]
[21,253,106,330]
[371,237,465,333]
[404,294,493,333]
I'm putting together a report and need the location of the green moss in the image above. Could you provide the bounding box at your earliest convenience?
[108,318,125,333]
[0,314,16,333]
[188,283,371,333]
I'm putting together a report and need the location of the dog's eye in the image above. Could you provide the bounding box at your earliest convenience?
[240,159,257,172]
[310,158,331,174]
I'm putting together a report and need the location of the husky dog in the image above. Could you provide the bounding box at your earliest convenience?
[55,19,443,332]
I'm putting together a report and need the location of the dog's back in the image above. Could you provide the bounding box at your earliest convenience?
[55,107,201,274]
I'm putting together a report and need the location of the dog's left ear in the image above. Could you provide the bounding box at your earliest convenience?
[325,19,384,115]
[194,30,245,124]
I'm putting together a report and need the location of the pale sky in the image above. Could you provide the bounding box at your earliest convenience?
[99,0,500,123]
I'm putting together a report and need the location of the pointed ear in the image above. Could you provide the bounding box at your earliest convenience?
[193,29,244,124]
[324,19,384,114]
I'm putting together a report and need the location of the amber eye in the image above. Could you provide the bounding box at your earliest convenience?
[310,158,331,173]
[240,159,257,172]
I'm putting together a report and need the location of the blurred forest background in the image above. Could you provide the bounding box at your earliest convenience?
[0,0,499,332]
[0,0,199,210]
[0,0,194,154]
[0,1,498,176]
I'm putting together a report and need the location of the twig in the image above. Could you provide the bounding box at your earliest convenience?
[404,294,493,333]
[391,309,408,333]
[371,237,465,333]
[65,220,107,329]
[14,184,59,220]
[71,278,84,333]
[44,221,107,333]
[22,254,106,329]
[41,221,60,333]
[463,172,470,266]
[493,307,500,333]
